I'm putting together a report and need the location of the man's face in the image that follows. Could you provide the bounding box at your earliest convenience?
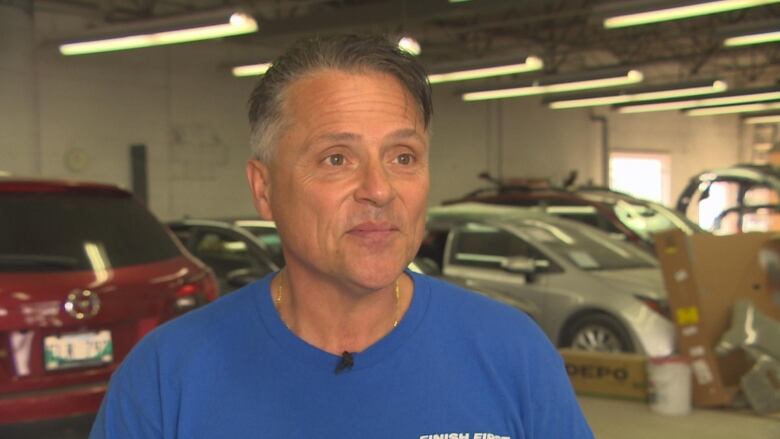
[248,69,430,291]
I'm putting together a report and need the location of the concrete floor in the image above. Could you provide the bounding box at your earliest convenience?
[580,396,780,439]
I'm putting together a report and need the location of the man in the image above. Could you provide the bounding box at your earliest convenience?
[90,34,593,438]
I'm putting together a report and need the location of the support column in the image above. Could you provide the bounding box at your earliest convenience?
[0,0,38,175]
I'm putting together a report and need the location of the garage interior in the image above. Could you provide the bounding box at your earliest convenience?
[2,0,780,437]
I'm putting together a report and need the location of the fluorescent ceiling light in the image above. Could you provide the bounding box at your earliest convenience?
[618,89,780,113]
[724,29,780,46]
[744,114,780,123]
[548,80,727,109]
[686,101,780,116]
[604,0,780,29]
[462,70,643,102]
[428,56,543,84]
[60,11,258,56]
[398,36,421,56]
[232,62,272,77]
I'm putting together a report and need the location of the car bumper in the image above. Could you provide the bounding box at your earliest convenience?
[0,381,106,424]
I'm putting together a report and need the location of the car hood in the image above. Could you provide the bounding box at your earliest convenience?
[589,268,667,300]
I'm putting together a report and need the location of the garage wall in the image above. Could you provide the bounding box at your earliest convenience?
[33,41,259,221]
[428,82,742,206]
[0,2,38,176]
[1,4,744,220]
[3,5,262,221]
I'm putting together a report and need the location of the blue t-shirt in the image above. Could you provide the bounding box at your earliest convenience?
[90,272,593,439]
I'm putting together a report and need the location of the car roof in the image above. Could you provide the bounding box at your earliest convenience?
[444,186,590,204]
[0,177,130,197]
[167,218,274,247]
[428,202,570,228]
[692,164,780,183]
[168,218,242,230]
[233,219,276,229]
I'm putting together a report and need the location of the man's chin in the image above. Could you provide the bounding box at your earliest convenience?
[344,262,408,292]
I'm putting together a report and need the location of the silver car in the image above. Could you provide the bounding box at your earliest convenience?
[422,203,675,357]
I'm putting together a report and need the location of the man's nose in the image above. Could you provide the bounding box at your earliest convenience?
[354,158,395,207]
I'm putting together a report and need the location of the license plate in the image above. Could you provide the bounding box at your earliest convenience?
[43,330,113,371]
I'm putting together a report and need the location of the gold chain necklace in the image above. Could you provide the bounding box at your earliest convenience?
[275,270,401,328]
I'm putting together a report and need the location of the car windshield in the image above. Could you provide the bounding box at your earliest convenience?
[0,192,180,272]
[612,200,700,241]
[517,219,655,271]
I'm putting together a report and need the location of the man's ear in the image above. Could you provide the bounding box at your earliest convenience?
[246,159,274,220]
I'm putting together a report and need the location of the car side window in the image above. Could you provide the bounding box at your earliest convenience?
[193,230,272,279]
[687,179,742,231]
[451,226,559,272]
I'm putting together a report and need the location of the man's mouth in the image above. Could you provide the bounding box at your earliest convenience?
[347,222,399,239]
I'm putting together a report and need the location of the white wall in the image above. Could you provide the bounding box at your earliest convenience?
[428,81,741,206]
[0,3,38,175]
[9,6,262,221]
[0,4,744,222]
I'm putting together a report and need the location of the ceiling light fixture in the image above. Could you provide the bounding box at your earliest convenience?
[547,80,727,109]
[724,28,780,46]
[59,9,258,56]
[428,56,543,84]
[232,62,272,77]
[685,101,780,116]
[604,0,780,29]
[743,113,780,123]
[617,88,780,113]
[397,36,421,56]
[462,69,643,102]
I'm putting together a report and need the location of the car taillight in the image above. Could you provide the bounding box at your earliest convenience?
[176,283,198,298]
[173,271,220,312]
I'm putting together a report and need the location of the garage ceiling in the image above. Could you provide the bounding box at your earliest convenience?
[36,0,780,88]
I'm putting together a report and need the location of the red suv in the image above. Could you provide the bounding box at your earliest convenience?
[0,178,219,424]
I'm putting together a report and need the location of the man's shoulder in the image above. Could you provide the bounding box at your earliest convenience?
[415,274,550,352]
[413,274,565,384]
[420,274,535,328]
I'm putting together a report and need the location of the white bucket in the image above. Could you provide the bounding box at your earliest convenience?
[647,356,692,416]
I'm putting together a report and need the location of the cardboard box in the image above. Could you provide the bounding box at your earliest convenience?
[654,230,780,407]
[560,349,648,401]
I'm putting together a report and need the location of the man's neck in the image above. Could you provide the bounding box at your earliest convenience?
[270,267,412,355]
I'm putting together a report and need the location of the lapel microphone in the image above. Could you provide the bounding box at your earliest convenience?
[335,351,354,374]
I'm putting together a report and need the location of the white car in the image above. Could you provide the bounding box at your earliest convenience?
[421,203,675,356]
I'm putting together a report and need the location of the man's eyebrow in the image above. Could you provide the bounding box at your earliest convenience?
[311,132,362,145]
[384,128,426,143]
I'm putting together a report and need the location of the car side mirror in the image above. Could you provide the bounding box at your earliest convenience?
[501,256,537,275]
[226,267,264,288]
[608,232,627,241]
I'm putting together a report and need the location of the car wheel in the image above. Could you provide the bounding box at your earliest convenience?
[562,314,634,353]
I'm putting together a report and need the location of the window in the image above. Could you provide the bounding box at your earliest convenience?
[450,224,556,272]
[0,193,181,272]
[685,180,740,232]
[609,151,670,204]
[192,230,273,281]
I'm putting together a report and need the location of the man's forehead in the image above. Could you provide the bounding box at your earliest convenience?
[310,128,427,145]
[279,68,428,134]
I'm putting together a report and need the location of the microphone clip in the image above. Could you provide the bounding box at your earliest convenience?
[335,351,354,374]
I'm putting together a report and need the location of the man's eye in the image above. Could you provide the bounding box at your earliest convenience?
[326,154,345,166]
[396,153,414,165]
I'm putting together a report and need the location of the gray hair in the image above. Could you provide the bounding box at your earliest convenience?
[247,34,433,163]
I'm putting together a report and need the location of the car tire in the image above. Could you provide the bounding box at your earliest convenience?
[561,313,635,353]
